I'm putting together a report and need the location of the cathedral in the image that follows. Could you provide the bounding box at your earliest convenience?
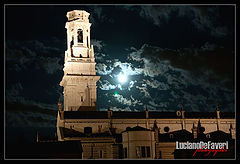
[50,10,235,159]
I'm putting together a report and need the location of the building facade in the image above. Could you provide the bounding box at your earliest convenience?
[55,10,236,159]
[56,109,235,159]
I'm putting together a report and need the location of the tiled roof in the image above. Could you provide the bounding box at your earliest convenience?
[159,129,193,142]
[184,112,235,119]
[205,130,232,141]
[111,111,146,119]
[64,111,108,119]
[122,126,151,133]
[62,127,113,138]
[149,111,181,119]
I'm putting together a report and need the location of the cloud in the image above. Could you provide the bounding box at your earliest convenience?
[99,80,117,90]
[123,5,230,38]
[128,43,234,87]
[113,93,143,107]
[6,82,58,111]
[6,111,56,127]
[6,93,58,111]
[96,63,114,75]
[6,100,57,127]
[6,39,63,74]
[91,39,105,51]
[200,42,217,51]
[94,40,234,112]
[36,56,62,74]
[149,100,169,108]
[95,41,233,112]
[90,6,115,26]
[100,106,135,112]
[138,5,173,26]
[136,85,151,98]
[113,93,132,106]
[6,83,23,98]
[92,6,103,21]
[96,58,143,77]
[113,61,142,76]
[128,44,176,77]
[210,26,228,38]
[191,6,229,38]
[128,80,136,90]
[143,79,170,90]
[126,42,234,112]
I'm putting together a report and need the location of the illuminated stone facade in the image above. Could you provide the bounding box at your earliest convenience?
[56,109,235,159]
[60,10,100,111]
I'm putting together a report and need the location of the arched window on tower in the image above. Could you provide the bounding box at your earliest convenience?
[80,93,84,102]
[77,29,83,43]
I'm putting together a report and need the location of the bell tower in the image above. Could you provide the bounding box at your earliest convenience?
[60,10,100,111]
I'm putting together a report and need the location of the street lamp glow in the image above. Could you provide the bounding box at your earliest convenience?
[118,72,127,83]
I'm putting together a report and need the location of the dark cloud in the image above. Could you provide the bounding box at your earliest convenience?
[6,83,24,101]
[6,39,64,74]
[6,101,57,127]
[89,6,115,28]
[6,88,58,111]
[5,39,64,113]
[123,5,232,38]
[36,56,62,74]
[91,39,105,51]
[128,43,234,89]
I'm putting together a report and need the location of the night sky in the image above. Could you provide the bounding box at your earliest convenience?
[5,5,235,131]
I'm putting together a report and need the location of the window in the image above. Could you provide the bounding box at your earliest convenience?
[77,29,83,43]
[99,150,103,158]
[84,127,92,134]
[141,146,146,157]
[123,147,128,158]
[146,146,150,157]
[136,146,151,158]
[136,146,141,158]
[164,126,170,132]
[206,134,211,138]
[98,125,102,133]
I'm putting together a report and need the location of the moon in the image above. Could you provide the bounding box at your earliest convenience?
[118,72,127,83]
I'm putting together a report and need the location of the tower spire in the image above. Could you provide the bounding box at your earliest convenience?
[60,10,100,111]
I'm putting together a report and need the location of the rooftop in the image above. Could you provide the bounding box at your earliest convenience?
[63,110,235,119]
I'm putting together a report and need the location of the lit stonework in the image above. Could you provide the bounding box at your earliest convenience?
[60,10,100,111]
